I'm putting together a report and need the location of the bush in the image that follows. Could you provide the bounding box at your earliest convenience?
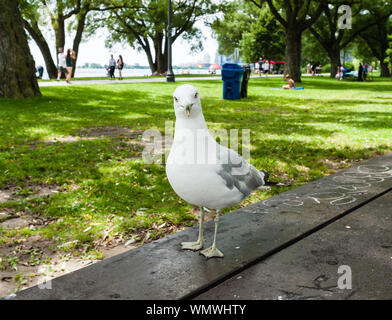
[322,63,331,73]
[344,61,355,70]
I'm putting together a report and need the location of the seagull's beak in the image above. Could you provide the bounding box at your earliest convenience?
[185,105,191,117]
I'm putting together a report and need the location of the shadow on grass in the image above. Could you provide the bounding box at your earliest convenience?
[250,76,392,92]
[0,77,391,257]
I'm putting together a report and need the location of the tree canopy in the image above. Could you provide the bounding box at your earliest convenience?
[249,0,326,82]
[98,0,217,74]
[15,0,392,80]
[211,2,285,63]
[20,0,128,78]
[214,0,392,78]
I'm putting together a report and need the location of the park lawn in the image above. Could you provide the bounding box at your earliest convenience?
[0,76,392,271]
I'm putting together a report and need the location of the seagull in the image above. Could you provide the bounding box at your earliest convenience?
[166,84,270,258]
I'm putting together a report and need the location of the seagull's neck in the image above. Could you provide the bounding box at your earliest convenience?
[175,113,208,132]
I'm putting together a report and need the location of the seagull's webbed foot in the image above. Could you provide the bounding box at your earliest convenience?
[200,245,224,258]
[181,240,203,251]
[181,206,205,251]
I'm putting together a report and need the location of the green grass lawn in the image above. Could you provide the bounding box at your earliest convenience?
[1,76,392,264]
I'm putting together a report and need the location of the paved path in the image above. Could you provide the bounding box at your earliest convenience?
[38,76,222,87]
[11,153,392,300]
[38,73,327,87]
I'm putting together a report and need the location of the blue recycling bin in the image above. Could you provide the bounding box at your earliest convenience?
[221,63,244,100]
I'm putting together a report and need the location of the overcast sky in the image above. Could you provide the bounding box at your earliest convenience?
[28,20,219,67]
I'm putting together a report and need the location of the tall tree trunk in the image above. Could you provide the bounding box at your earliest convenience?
[155,33,168,74]
[284,27,302,82]
[23,20,57,79]
[72,10,88,77]
[328,46,341,78]
[143,41,156,74]
[0,0,41,98]
[53,15,66,78]
[55,16,66,53]
[380,61,390,77]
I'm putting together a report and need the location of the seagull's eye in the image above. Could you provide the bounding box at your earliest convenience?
[194,92,198,98]
[174,97,178,102]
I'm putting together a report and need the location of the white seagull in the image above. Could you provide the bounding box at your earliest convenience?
[166,84,268,258]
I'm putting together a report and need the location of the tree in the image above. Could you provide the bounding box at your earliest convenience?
[386,35,392,74]
[352,36,376,65]
[20,0,58,78]
[101,0,217,74]
[0,0,41,98]
[20,0,129,78]
[211,2,285,63]
[210,1,253,57]
[357,14,392,77]
[239,7,285,62]
[302,30,329,67]
[250,0,325,82]
[308,1,392,78]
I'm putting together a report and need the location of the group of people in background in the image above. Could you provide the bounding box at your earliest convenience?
[55,49,124,83]
[336,62,372,81]
[57,47,77,84]
[306,63,321,76]
[108,54,124,80]
[336,65,345,81]
[358,63,369,82]
[256,57,270,76]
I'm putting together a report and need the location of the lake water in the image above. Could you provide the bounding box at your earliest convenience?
[40,67,219,79]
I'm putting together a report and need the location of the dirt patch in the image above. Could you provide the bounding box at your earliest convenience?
[37,127,145,145]
[0,184,59,230]
[0,234,136,298]
[1,217,30,229]
[79,126,150,154]
[42,136,97,144]
[78,126,144,139]
[0,184,59,204]
[320,158,359,171]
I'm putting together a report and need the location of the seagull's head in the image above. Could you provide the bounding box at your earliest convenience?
[172,84,202,119]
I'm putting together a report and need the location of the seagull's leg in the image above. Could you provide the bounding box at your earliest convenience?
[200,210,224,258]
[181,206,205,251]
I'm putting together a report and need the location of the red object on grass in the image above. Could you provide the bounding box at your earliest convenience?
[209,64,222,69]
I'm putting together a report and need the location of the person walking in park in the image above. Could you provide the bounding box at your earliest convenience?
[36,65,44,79]
[340,65,344,80]
[263,60,269,77]
[311,63,316,76]
[258,57,263,76]
[108,54,116,80]
[282,74,296,89]
[65,49,76,84]
[117,55,124,80]
[358,63,364,82]
[56,48,67,81]
[363,63,368,81]
[368,64,373,80]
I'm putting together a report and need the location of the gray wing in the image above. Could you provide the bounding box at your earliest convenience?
[216,144,265,198]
